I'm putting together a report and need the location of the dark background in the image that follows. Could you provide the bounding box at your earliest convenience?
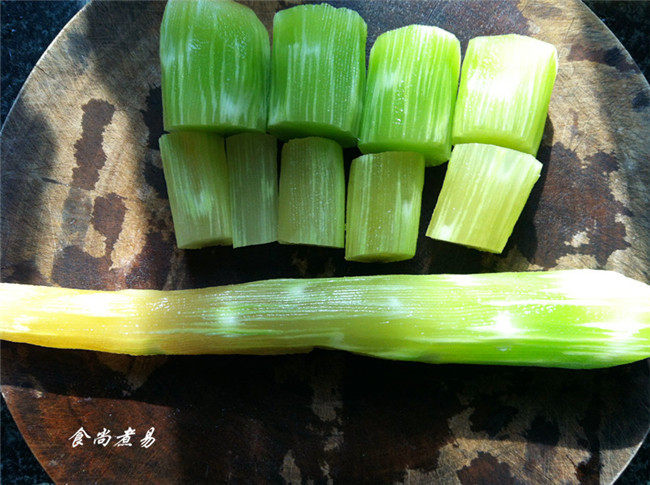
[1,0,648,483]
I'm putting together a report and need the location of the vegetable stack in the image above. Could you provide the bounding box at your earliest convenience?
[427,34,558,253]
[2,2,648,376]
[160,0,276,250]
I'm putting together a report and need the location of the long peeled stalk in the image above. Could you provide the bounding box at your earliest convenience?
[1,270,649,369]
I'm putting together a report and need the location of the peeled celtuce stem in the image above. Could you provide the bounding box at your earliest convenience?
[427,143,541,253]
[278,137,345,248]
[159,132,232,249]
[452,34,557,156]
[160,0,270,133]
[226,133,278,248]
[359,25,461,166]
[268,3,367,147]
[346,152,425,262]
[1,270,649,368]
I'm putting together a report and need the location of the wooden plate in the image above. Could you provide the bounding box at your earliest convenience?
[2,1,649,482]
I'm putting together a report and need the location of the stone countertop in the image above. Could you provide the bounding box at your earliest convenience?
[1,1,648,483]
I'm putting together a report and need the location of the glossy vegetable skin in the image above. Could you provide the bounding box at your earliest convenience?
[1,270,649,369]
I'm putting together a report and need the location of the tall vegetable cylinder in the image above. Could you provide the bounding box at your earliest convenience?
[278,137,345,248]
[268,4,367,147]
[226,133,278,249]
[346,152,425,262]
[160,0,270,134]
[359,25,461,166]
[452,34,558,156]
[160,132,232,249]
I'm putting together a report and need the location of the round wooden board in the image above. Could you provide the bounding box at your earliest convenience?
[2,0,649,482]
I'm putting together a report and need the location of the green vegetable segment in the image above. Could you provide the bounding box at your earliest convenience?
[160,0,270,134]
[427,143,542,253]
[359,25,461,166]
[278,137,345,248]
[268,3,367,147]
[346,152,425,262]
[160,132,232,249]
[452,34,558,156]
[226,133,278,249]
[2,270,649,369]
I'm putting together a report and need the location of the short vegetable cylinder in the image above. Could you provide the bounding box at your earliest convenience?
[159,132,232,249]
[346,152,425,262]
[426,143,542,253]
[278,137,345,248]
[359,25,461,166]
[452,34,558,156]
[226,132,278,249]
[160,0,270,134]
[268,3,367,147]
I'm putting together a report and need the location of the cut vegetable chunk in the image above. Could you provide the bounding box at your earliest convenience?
[226,133,278,248]
[452,34,558,156]
[427,143,541,253]
[2,270,649,369]
[160,132,232,249]
[268,4,367,147]
[278,137,345,248]
[160,0,270,134]
[346,152,425,262]
[359,25,460,166]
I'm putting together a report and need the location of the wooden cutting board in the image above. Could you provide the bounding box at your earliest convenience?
[1,0,649,482]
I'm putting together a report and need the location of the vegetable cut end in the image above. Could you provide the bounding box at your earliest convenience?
[358,140,449,167]
[160,0,270,133]
[452,34,558,156]
[165,122,266,137]
[268,121,357,148]
[1,270,649,369]
[426,143,541,253]
[345,251,417,263]
[226,132,279,249]
[278,137,345,248]
[359,25,461,165]
[160,131,232,249]
[346,152,425,262]
[268,3,367,146]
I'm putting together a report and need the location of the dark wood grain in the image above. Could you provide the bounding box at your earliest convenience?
[1,0,649,483]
